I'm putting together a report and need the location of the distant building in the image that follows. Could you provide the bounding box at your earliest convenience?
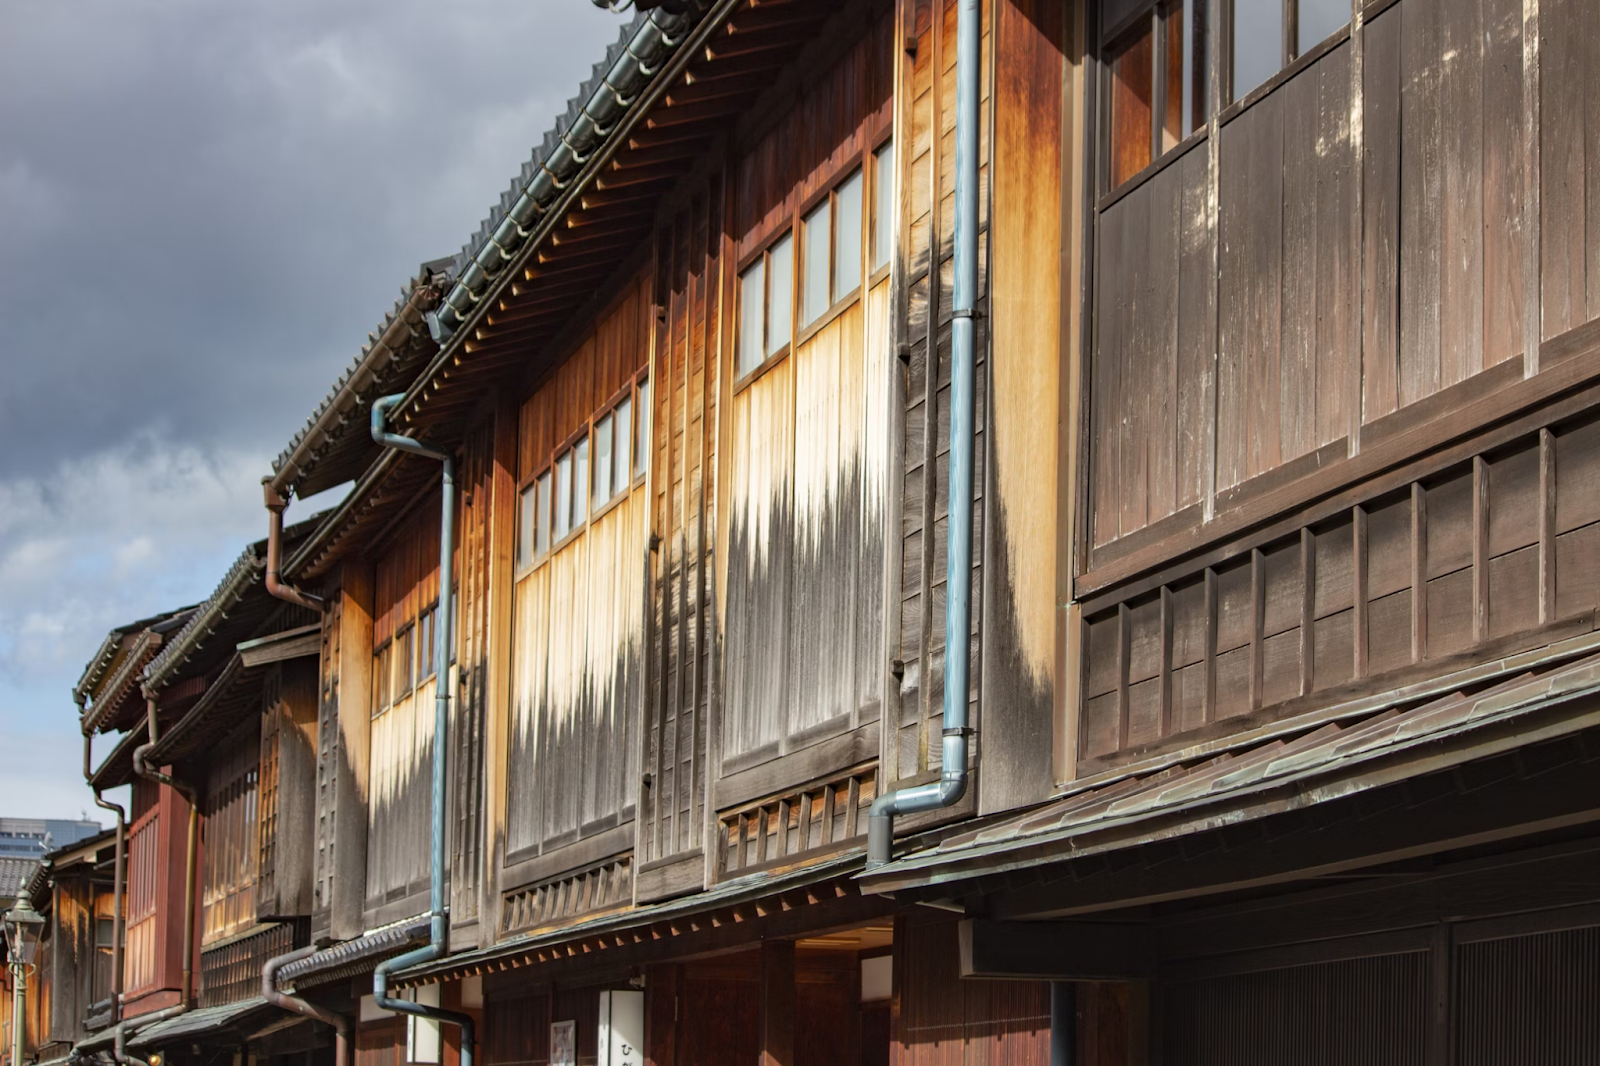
[0,817,103,859]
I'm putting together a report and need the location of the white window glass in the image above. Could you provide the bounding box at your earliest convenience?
[554,451,573,539]
[593,413,614,507]
[517,483,537,570]
[634,379,650,478]
[739,258,765,376]
[766,232,792,355]
[802,197,832,325]
[407,985,441,1065]
[614,395,632,492]
[573,435,590,523]
[535,472,550,556]
[835,169,863,298]
[873,140,895,272]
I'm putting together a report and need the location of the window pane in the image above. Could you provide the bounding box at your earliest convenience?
[802,197,832,325]
[614,395,632,491]
[1110,24,1154,186]
[634,379,650,477]
[835,169,863,298]
[574,436,590,523]
[536,472,551,556]
[418,610,434,682]
[593,413,614,507]
[1296,0,1346,55]
[555,451,572,539]
[767,232,793,355]
[1163,5,1184,150]
[873,140,895,272]
[1232,0,1282,100]
[1183,0,1209,134]
[517,483,536,570]
[739,259,765,375]
[397,627,413,695]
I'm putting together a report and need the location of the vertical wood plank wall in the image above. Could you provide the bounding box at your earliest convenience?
[1078,0,1600,773]
[893,911,1052,1066]
[639,184,722,882]
[981,0,1070,813]
[886,0,991,798]
[505,280,649,873]
[367,499,441,912]
[200,721,260,945]
[313,560,373,942]
[721,14,896,781]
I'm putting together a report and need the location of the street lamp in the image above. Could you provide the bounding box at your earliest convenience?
[4,888,45,1066]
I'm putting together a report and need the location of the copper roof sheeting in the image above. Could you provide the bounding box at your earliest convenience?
[125,998,276,1049]
[860,636,1600,895]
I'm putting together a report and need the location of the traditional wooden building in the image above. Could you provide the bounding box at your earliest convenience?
[55,0,1600,1062]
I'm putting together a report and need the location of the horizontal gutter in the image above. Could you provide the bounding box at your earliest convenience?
[859,652,1600,895]
[143,547,261,695]
[281,446,404,580]
[274,914,432,992]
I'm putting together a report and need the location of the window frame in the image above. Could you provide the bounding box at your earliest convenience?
[515,373,651,575]
[869,130,896,284]
[735,228,796,388]
[734,144,882,398]
[1098,0,1350,196]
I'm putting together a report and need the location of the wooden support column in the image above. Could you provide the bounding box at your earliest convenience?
[326,559,374,941]
[759,940,796,1066]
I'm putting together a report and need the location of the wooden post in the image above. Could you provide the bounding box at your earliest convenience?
[329,560,374,941]
[759,940,796,1066]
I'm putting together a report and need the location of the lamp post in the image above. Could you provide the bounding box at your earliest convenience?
[3,888,44,1066]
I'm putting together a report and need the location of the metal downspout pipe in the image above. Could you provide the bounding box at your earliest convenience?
[262,483,325,612]
[79,722,125,1027]
[367,395,475,1066]
[262,948,350,1066]
[867,0,982,868]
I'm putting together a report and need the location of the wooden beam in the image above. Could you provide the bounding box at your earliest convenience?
[759,939,795,1066]
[958,919,1156,980]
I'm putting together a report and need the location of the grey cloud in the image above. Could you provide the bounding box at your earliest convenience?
[0,0,625,478]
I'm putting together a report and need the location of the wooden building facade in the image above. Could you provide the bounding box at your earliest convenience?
[52,0,1600,1063]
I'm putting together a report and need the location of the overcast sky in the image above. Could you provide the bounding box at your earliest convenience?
[0,0,628,820]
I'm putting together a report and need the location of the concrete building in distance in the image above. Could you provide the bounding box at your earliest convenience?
[0,820,103,861]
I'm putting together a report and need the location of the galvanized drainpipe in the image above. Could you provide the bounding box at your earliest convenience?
[867,0,981,868]
[367,395,475,1066]
[262,947,349,1066]
[129,688,201,1030]
[78,719,125,1027]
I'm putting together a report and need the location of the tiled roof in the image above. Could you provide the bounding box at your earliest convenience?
[0,857,39,899]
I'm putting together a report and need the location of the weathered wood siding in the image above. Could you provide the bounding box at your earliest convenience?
[1077,0,1600,773]
[885,0,990,803]
[47,873,115,1044]
[637,186,722,896]
[981,0,1069,813]
[721,7,895,797]
[367,500,441,914]
[313,561,373,942]
[257,658,318,921]
[505,281,648,878]
[201,721,260,945]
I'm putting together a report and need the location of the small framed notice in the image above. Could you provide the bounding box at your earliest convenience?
[550,1020,576,1066]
